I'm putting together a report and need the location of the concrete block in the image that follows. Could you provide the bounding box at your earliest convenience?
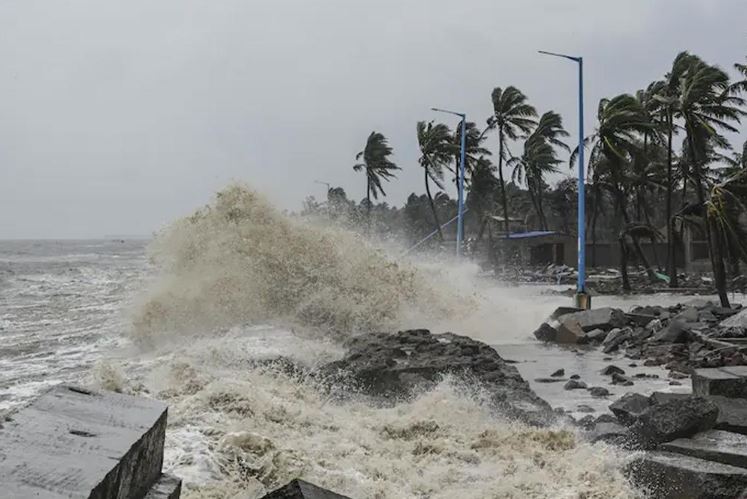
[563,307,626,332]
[261,479,351,499]
[661,430,747,469]
[692,368,747,398]
[0,384,168,499]
[145,474,182,499]
[627,451,747,499]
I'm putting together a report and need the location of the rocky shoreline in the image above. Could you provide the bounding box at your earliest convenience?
[260,298,747,498]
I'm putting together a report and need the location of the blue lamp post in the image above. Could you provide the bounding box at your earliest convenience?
[432,107,467,258]
[538,50,590,309]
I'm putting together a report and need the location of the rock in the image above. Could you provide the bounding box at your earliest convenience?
[320,329,554,425]
[633,396,719,447]
[596,414,619,424]
[584,328,608,342]
[629,363,638,367]
[661,430,747,469]
[534,377,566,383]
[601,365,625,376]
[261,479,351,499]
[587,422,632,446]
[602,327,632,353]
[611,372,632,385]
[550,368,565,377]
[589,387,610,397]
[654,320,691,343]
[626,451,747,499]
[533,317,585,344]
[576,415,596,428]
[562,307,627,332]
[670,381,682,386]
[653,392,747,436]
[576,405,596,413]
[610,393,651,426]
[570,374,580,380]
[626,312,658,327]
[692,367,747,398]
[564,379,588,390]
[721,308,747,329]
[676,307,700,323]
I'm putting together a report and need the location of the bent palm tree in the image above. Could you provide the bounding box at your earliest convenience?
[353,132,399,221]
[677,55,745,306]
[509,111,569,229]
[487,86,537,234]
[417,121,454,240]
[571,94,657,281]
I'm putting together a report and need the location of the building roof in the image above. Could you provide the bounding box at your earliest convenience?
[488,215,525,223]
[506,230,559,240]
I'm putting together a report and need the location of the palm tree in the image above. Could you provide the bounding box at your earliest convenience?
[453,121,492,180]
[487,86,537,234]
[466,157,500,242]
[353,132,399,221]
[571,94,657,280]
[416,120,454,240]
[509,111,569,229]
[676,55,745,306]
[734,56,747,94]
[654,51,697,287]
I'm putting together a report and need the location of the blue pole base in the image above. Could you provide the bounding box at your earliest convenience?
[574,291,592,310]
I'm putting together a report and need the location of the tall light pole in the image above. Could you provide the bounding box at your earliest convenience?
[538,50,590,309]
[431,107,467,258]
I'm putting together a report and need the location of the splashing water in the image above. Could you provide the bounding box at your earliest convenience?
[132,184,470,344]
[116,184,643,497]
[95,328,640,499]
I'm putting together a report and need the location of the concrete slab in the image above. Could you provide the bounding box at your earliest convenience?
[627,451,747,499]
[661,430,747,469]
[144,474,182,499]
[0,384,168,499]
[692,368,747,398]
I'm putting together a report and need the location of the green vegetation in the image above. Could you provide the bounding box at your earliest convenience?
[305,52,747,306]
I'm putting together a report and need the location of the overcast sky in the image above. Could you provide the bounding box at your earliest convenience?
[1,0,746,238]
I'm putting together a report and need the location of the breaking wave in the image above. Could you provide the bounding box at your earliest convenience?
[132,184,469,343]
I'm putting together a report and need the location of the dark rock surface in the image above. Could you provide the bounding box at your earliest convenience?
[261,479,351,499]
[320,329,554,425]
[627,451,747,499]
[610,393,651,426]
[633,396,719,447]
[588,387,610,398]
[564,379,587,390]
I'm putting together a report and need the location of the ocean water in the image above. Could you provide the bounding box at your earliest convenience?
[0,186,662,498]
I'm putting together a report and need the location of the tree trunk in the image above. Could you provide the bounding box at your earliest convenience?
[619,235,632,292]
[618,189,657,283]
[424,166,444,241]
[366,175,371,232]
[590,184,600,267]
[688,134,729,307]
[537,186,547,230]
[497,129,510,236]
[666,112,678,287]
[527,182,541,230]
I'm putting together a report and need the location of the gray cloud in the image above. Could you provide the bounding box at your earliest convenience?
[1,0,745,238]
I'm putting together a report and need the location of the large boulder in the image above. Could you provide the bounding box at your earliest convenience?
[562,307,627,332]
[320,329,554,425]
[654,320,692,343]
[533,317,584,344]
[610,393,651,426]
[632,396,719,447]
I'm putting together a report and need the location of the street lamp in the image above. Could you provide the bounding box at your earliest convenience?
[431,107,467,258]
[538,50,590,309]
